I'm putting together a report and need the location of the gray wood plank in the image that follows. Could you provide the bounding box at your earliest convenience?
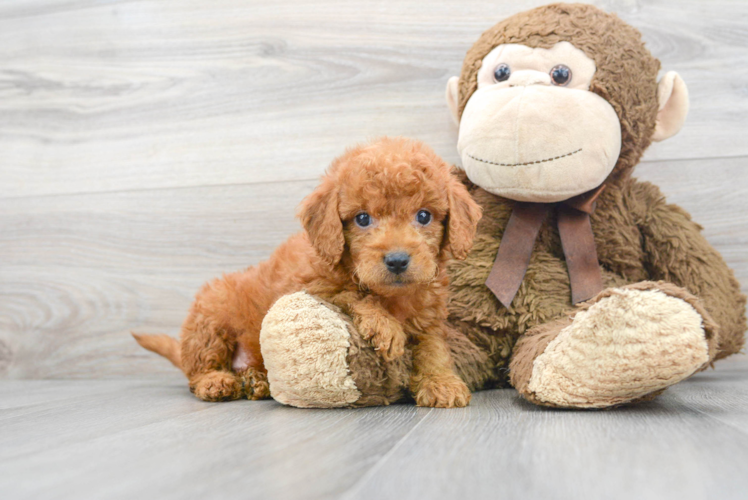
[1,0,747,198]
[345,363,748,500]
[0,379,428,500]
[2,363,748,500]
[0,180,314,378]
[658,355,748,436]
[1,157,746,379]
[0,378,173,410]
[0,379,206,460]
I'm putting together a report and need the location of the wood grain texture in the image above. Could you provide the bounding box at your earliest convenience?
[1,0,748,198]
[0,181,315,378]
[3,2,747,498]
[1,157,746,379]
[0,378,430,500]
[348,360,748,500]
[2,359,748,500]
[0,0,746,379]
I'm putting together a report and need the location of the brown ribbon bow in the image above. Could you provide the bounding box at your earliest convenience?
[485,185,606,308]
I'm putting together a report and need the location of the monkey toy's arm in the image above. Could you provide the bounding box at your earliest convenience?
[632,181,747,359]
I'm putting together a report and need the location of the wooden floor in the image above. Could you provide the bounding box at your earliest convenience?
[2,1,748,499]
[2,356,748,500]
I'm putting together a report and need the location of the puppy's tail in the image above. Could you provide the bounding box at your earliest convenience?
[132,333,183,372]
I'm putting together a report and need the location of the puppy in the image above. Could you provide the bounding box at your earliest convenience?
[134,137,481,407]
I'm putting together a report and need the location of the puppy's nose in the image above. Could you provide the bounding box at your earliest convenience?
[384,252,410,275]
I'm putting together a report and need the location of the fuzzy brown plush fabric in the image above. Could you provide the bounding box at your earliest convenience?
[259,3,745,410]
[447,172,746,390]
[446,3,745,401]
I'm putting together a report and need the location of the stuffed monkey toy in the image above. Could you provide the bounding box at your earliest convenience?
[259,3,746,408]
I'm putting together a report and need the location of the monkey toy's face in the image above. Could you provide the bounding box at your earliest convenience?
[454,42,619,203]
[447,40,688,203]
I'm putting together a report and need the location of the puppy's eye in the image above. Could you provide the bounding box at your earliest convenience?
[416,210,432,226]
[493,63,511,83]
[354,212,371,228]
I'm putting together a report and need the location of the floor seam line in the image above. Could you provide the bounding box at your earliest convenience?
[678,396,748,438]
[339,408,434,499]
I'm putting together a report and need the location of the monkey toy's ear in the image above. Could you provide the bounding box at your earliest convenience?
[652,71,689,142]
[446,76,461,126]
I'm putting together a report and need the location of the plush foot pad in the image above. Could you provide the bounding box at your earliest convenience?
[190,371,243,402]
[522,285,712,408]
[260,292,362,408]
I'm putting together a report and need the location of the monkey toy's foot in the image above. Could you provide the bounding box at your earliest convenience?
[510,282,719,408]
[260,292,412,408]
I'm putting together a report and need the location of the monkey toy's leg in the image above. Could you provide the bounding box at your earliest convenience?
[509,282,721,408]
[510,183,746,409]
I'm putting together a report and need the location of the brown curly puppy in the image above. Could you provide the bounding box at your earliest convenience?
[134,137,482,407]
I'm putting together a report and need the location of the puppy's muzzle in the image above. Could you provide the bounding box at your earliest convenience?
[384,252,410,275]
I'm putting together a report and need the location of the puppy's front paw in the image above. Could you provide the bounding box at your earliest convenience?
[356,314,406,361]
[373,326,406,362]
[415,374,471,408]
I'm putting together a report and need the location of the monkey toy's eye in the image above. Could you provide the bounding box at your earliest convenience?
[550,64,572,86]
[416,209,432,226]
[493,63,511,83]
[354,212,371,228]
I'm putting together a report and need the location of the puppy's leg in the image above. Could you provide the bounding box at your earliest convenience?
[178,234,314,402]
[180,310,243,402]
[410,329,471,408]
[232,340,270,400]
[349,297,407,361]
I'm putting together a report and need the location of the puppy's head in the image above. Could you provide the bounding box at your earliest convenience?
[298,137,482,295]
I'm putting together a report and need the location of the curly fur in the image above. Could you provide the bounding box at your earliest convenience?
[134,137,481,406]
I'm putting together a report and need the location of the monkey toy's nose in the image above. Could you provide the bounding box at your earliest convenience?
[384,252,410,275]
[508,70,551,87]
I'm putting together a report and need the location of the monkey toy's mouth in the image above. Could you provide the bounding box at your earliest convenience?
[465,148,583,168]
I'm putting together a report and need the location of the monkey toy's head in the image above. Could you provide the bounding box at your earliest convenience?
[446,3,689,203]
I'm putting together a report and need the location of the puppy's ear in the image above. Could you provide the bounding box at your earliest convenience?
[442,174,482,260]
[297,178,344,265]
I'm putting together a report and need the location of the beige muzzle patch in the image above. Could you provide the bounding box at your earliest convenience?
[458,84,621,202]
